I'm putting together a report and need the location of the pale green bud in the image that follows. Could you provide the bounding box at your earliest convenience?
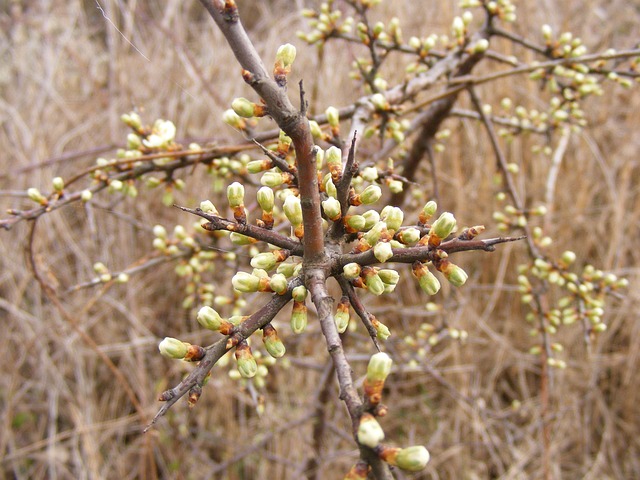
[276,261,297,277]
[381,206,403,232]
[276,43,297,68]
[561,250,576,266]
[326,106,340,128]
[360,185,382,205]
[371,93,388,111]
[364,221,387,246]
[324,175,337,198]
[263,325,286,358]
[472,38,489,54]
[27,187,47,204]
[322,196,342,220]
[374,242,394,263]
[52,177,64,192]
[121,112,142,130]
[232,271,260,293]
[81,189,93,202]
[361,166,379,182]
[197,306,224,331]
[366,352,392,382]
[444,264,468,287]
[199,200,219,215]
[223,108,244,128]
[325,146,342,170]
[357,413,385,448]
[397,227,420,245]
[396,446,430,471]
[283,195,303,226]
[334,309,350,333]
[251,252,278,270]
[387,179,403,193]
[452,16,465,38]
[226,183,246,210]
[365,271,385,296]
[345,215,366,232]
[343,263,362,279]
[269,273,288,295]
[362,210,380,230]
[309,120,323,139]
[231,97,256,118]
[236,350,258,378]
[290,303,308,333]
[261,171,285,187]
[257,186,275,212]
[292,285,307,302]
[230,233,255,245]
[430,212,457,238]
[378,269,400,285]
[158,337,188,359]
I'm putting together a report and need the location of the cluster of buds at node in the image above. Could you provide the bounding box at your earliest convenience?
[158,337,206,362]
[297,4,353,45]
[364,352,392,406]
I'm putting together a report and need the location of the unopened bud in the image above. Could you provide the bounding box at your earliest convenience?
[52,177,64,192]
[283,195,303,226]
[359,185,382,205]
[381,206,403,232]
[231,97,257,118]
[269,273,288,295]
[275,43,296,68]
[343,263,361,279]
[27,188,47,205]
[291,300,308,333]
[322,196,342,220]
[197,306,224,331]
[357,413,385,448]
[158,337,188,359]
[232,271,261,293]
[235,342,258,378]
[200,200,219,215]
[430,211,457,238]
[263,324,286,358]
[374,241,394,263]
[395,446,431,471]
[363,267,385,296]
[412,262,441,295]
[326,106,340,128]
[227,182,245,208]
[367,352,392,382]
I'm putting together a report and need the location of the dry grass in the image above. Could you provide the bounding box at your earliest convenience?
[1,0,639,478]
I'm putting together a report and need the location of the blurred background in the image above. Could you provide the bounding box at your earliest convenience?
[1,0,639,478]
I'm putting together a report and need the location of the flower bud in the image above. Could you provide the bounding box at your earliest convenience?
[197,306,224,331]
[283,195,303,226]
[263,324,286,358]
[362,210,380,230]
[158,337,188,359]
[222,109,245,129]
[291,300,308,333]
[431,212,457,239]
[360,166,379,182]
[52,177,64,192]
[419,200,438,224]
[235,342,258,378]
[121,112,142,130]
[363,268,385,296]
[261,171,287,187]
[231,97,257,118]
[357,413,385,448]
[412,262,441,296]
[325,146,343,179]
[275,43,296,69]
[335,299,351,333]
[359,185,382,205]
[374,241,394,263]
[396,227,420,245]
[227,182,245,208]
[309,120,323,139]
[292,285,307,302]
[392,446,431,471]
[378,269,399,285]
[371,93,389,111]
[371,316,391,340]
[257,186,275,212]
[230,233,257,245]
[322,196,342,220]
[27,188,47,205]
[560,250,576,267]
[251,251,278,270]
[367,352,392,382]
[269,273,288,295]
[232,271,261,293]
[81,189,93,202]
[199,200,219,215]
[364,221,387,246]
[381,206,403,232]
[344,215,366,233]
[441,262,468,287]
[343,263,361,279]
[325,106,340,128]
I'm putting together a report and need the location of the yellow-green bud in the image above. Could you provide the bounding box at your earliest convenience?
[397,227,420,245]
[199,200,219,215]
[362,210,380,230]
[363,269,385,296]
[309,120,323,139]
[227,182,245,208]
[230,233,256,245]
[371,93,389,111]
[263,324,286,358]
[381,206,403,232]
[322,197,342,220]
[323,175,337,198]
[261,171,286,187]
[443,263,468,287]
[27,188,47,205]
[430,211,457,238]
[412,262,441,295]
[276,43,296,68]
[121,112,142,130]
[52,177,64,192]
[276,261,297,277]
[235,344,258,378]
[395,446,430,471]
[269,273,288,295]
[360,185,382,205]
[292,285,307,302]
[378,269,399,285]
[81,189,93,202]
[361,166,379,182]
[158,337,188,359]
[357,413,385,448]
[251,252,278,270]
[291,301,308,333]
[232,271,261,293]
[326,146,343,177]
[223,108,244,128]
[343,263,361,279]
[256,186,275,212]
[561,250,577,266]
[283,195,303,226]
[366,352,392,382]
[231,97,257,118]
[471,38,489,54]
[197,306,224,331]
[345,215,366,232]
[335,301,350,334]
[374,241,394,263]
[326,106,340,128]
[364,221,387,246]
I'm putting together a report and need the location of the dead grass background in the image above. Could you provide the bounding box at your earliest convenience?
[0,0,639,479]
